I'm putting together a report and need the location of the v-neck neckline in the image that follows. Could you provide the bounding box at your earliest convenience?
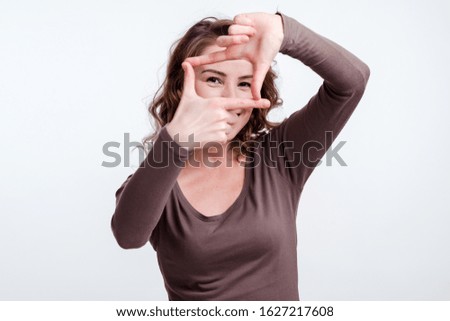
[174,157,252,222]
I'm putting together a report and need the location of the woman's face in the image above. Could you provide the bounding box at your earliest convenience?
[193,44,255,141]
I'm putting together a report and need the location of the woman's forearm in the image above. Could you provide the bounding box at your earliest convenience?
[111,125,193,249]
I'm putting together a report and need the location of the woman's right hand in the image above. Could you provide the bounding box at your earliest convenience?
[165,61,271,151]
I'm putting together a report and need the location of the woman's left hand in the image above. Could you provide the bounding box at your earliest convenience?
[184,12,284,100]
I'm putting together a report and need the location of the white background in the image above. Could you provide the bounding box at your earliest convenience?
[1,0,449,300]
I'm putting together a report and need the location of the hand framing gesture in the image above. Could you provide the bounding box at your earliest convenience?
[166,61,271,151]
[185,12,284,100]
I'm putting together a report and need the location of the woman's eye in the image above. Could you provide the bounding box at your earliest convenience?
[206,77,222,84]
[239,82,251,88]
[206,77,250,88]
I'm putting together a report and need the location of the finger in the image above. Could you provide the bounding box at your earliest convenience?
[220,97,271,109]
[233,14,254,27]
[251,62,270,100]
[185,49,234,67]
[228,24,256,36]
[225,112,240,125]
[216,35,249,47]
[181,61,196,96]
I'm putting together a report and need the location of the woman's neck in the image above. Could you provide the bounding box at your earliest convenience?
[186,144,243,170]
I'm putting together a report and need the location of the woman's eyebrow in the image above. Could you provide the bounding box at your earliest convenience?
[201,69,253,80]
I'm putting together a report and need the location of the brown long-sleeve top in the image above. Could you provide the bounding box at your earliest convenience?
[111,11,370,300]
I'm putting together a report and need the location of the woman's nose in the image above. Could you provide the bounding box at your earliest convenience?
[221,84,237,98]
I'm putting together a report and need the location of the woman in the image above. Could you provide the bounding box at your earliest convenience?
[111,11,370,300]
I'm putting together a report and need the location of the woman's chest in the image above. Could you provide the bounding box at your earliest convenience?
[176,166,245,217]
[155,168,299,267]
[158,195,296,273]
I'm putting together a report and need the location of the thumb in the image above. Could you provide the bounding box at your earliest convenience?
[181,61,197,97]
[251,62,270,100]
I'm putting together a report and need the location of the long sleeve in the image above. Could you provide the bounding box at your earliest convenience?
[264,12,371,192]
[111,125,194,249]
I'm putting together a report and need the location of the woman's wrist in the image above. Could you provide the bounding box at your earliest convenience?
[274,12,285,41]
[268,12,284,54]
[165,122,195,153]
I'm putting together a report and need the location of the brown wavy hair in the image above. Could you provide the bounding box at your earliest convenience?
[140,15,284,162]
